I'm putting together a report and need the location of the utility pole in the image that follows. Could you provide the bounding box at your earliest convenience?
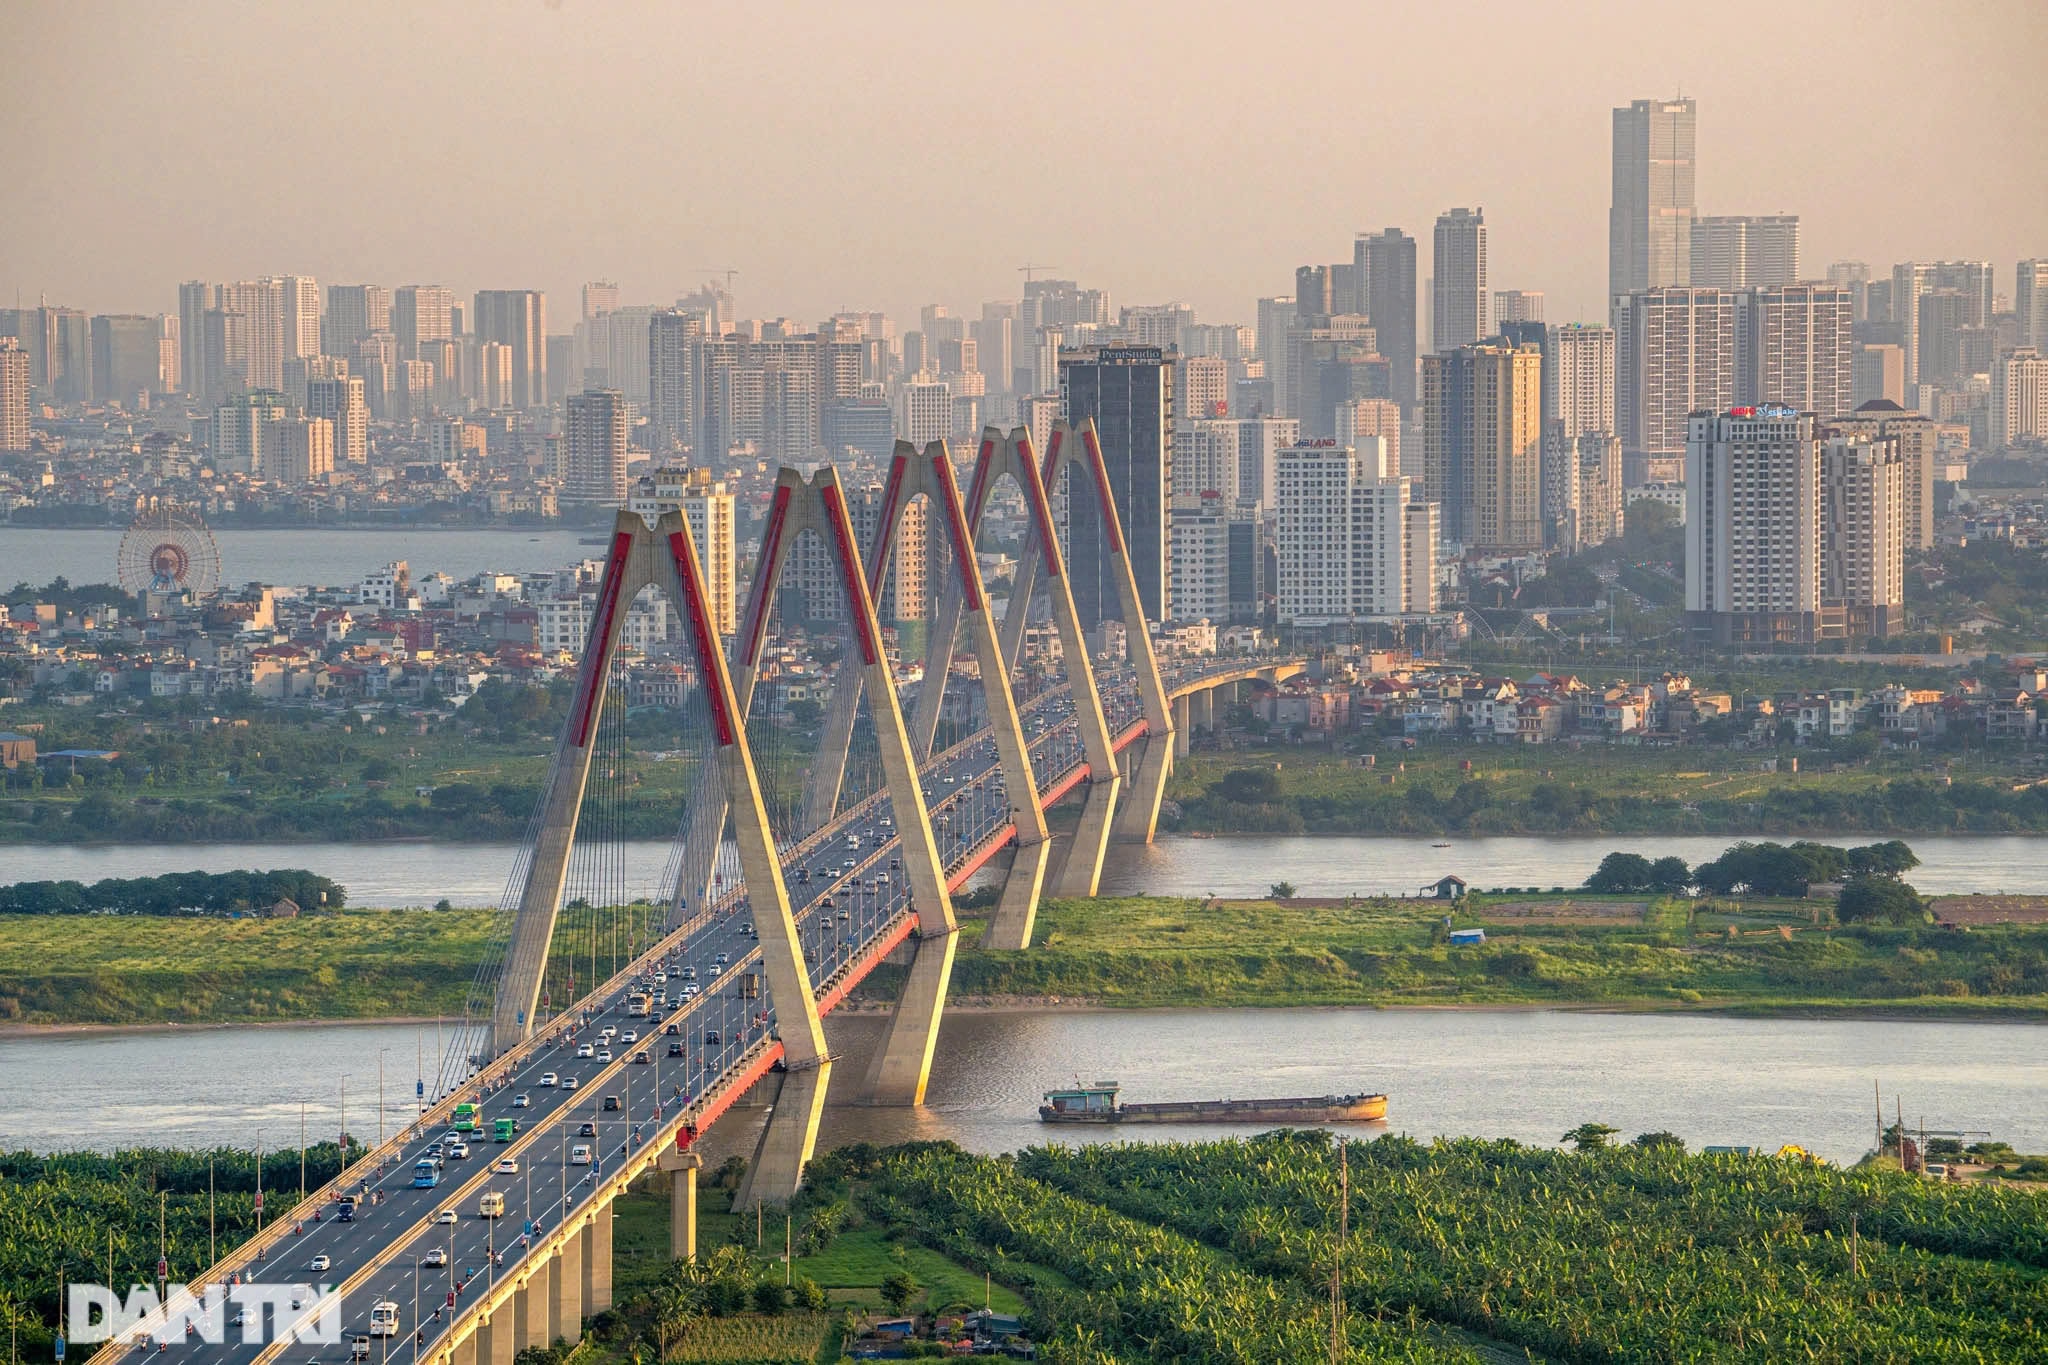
[209,1156,216,1266]
[1330,1137,1348,1363]
[300,1102,308,1206]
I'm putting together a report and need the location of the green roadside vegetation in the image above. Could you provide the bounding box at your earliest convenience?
[1167,742,2048,836]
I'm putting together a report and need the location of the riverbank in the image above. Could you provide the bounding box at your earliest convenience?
[6,891,2048,1027]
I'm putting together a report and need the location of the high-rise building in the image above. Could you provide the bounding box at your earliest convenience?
[1851,344,1905,409]
[1231,415,1301,510]
[211,390,289,476]
[628,467,738,634]
[1992,348,2048,450]
[1547,323,1617,439]
[200,307,250,402]
[1892,261,1993,388]
[305,376,368,465]
[1691,215,1800,289]
[476,342,513,410]
[563,389,629,505]
[1610,97,1697,302]
[1829,400,1935,551]
[1827,261,1873,322]
[1419,340,1542,551]
[1739,284,1853,417]
[214,281,283,391]
[1334,399,1403,478]
[1169,491,1233,625]
[1286,314,1384,437]
[1353,230,1418,409]
[1685,406,1821,644]
[648,309,704,453]
[393,286,454,358]
[1431,208,1488,352]
[90,315,170,403]
[895,374,952,447]
[582,282,620,324]
[1254,296,1295,411]
[1493,290,1545,324]
[277,416,335,483]
[1174,418,1239,498]
[280,276,321,364]
[178,281,215,397]
[324,284,391,359]
[1274,439,1428,623]
[2018,261,2048,351]
[1820,433,1905,638]
[1059,345,1174,626]
[472,290,548,409]
[1180,354,1229,419]
[0,339,27,451]
[971,310,1013,394]
[1615,287,1737,482]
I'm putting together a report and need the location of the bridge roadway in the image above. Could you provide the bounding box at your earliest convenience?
[123,659,1281,1365]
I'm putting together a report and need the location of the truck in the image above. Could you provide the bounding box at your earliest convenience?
[453,1102,480,1132]
[368,1302,400,1337]
[627,993,651,1018]
[493,1116,518,1143]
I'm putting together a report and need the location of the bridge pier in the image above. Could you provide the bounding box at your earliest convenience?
[981,836,1052,950]
[735,1059,831,1210]
[450,1327,478,1365]
[515,1261,550,1353]
[862,926,960,1104]
[551,1221,582,1344]
[581,1202,613,1315]
[1190,686,1214,738]
[1111,734,1173,844]
[476,1310,513,1365]
[1173,693,1192,758]
[658,1148,702,1260]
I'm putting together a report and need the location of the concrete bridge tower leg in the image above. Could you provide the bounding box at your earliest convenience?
[737,1062,832,1207]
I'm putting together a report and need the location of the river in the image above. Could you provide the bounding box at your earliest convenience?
[3,1009,2041,1165]
[6,833,2048,905]
[0,525,599,588]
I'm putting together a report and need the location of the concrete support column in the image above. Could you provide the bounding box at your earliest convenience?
[579,1216,597,1319]
[981,837,1053,950]
[1111,734,1173,844]
[450,1330,477,1365]
[589,1199,614,1314]
[1052,776,1120,895]
[551,1223,582,1345]
[476,1313,513,1365]
[1173,694,1192,758]
[516,1261,549,1352]
[736,1061,832,1210]
[1190,687,1214,736]
[659,1149,703,1261]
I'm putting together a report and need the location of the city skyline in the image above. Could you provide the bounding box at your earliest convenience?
[5,2,2044,329]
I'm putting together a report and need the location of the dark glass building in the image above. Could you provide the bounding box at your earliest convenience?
[1059,345,1174,627]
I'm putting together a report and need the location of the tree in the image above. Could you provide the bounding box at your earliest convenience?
[1268,881,1297,900]
[749,1280,787,1314]
[1837,874,1927,924]
[880,1269,921,1315]
[1585,851,1654,894]
[1647,856,1692,894]
[791,1275,828,1311]
[1216,767,1281,804]
[787,698,823,728]
[1562,1122,1619,1152]
[1846,839,1920,877]
[1632,1130,1687,1152]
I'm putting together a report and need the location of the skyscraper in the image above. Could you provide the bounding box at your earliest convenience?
[282,276,322,363]
[1060,345,1175,626]
[2018,261,2048,351]
[648,309,704,453]
[1610,97,1698,302]
[1355,229,1418,408]
[1738,284,1853,417]
[628,468,738,634]
[89,315,169,403]
[1831,400,1935,551]
[393,286,454,358]
[1274,440,1429,624]
[1686,406,1821,644]
[1891,261,1993,388]
[1493,290,1546,324]
[0,339,28,451]
[1691,215,1800,289]
[471,290,548,409]
[1615,287,1737,483]
[216,281,283,391]
[305,376,368,465]
[1431,208,1488,352]
[1992,348,2048,450]
[178,281,215,397]
[325,284,391,357]
[1821,434,1906,638]
[1419,339,1542,551]
[563,389,629,505]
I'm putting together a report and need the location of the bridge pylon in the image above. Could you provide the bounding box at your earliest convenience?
[489,508,831,1204]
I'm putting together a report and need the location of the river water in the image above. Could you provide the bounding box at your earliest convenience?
[6,833,2048,905]
[3,1009,2041,1165]
[0,525,598,589]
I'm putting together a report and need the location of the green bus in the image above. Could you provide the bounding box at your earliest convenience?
[453,1103,480,1132]
[494,1117,517,1143]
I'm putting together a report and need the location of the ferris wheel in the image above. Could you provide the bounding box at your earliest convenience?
[118,502,223,597]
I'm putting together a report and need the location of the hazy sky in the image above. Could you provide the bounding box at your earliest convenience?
[5,1,2043,330]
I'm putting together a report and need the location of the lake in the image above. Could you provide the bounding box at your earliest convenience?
[0,525,598,589]
[3,1008,2040,1166]
[5,833,2047,905]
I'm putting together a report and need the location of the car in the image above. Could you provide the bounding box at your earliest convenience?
[633,1049,651,1064]
[707,964,722,978]
[704,1030,722,1046]
[681,983,700,997]
[561,1076,580,1091]
[511,1093,530,1109]
[741,922,754,936]
[308,1254,331,1272]
[578,1120,598,1137]
[569,1144,592,1165]
[576,1043,595,1059]
[596,1048,613,1062]
[653,972,667,984]
[667,1042,685,1058]
[421,1248,447,1268]
[714,952,729,965]
[446,1141,470,1160]
[493,1157,518,1174]
[424,1143,444,1159]
[681,966,697,980]
[600,1025,617,1039]
[435,1210,458,1225]
[620,1030,637,1044]
[663,1023,680,1036]
[539,1072,558,1087]
[602,1094,621,1112]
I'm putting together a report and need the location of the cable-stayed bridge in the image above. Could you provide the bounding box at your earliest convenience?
[89,423,1302,1365]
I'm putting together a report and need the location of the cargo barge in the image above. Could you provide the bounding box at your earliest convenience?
[1039,1080,1387,1125]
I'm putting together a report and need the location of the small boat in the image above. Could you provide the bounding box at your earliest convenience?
[1040,1080,1386,1125]
[1431,841,1451,848]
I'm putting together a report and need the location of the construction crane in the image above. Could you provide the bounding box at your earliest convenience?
[1017,263,1060,284]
